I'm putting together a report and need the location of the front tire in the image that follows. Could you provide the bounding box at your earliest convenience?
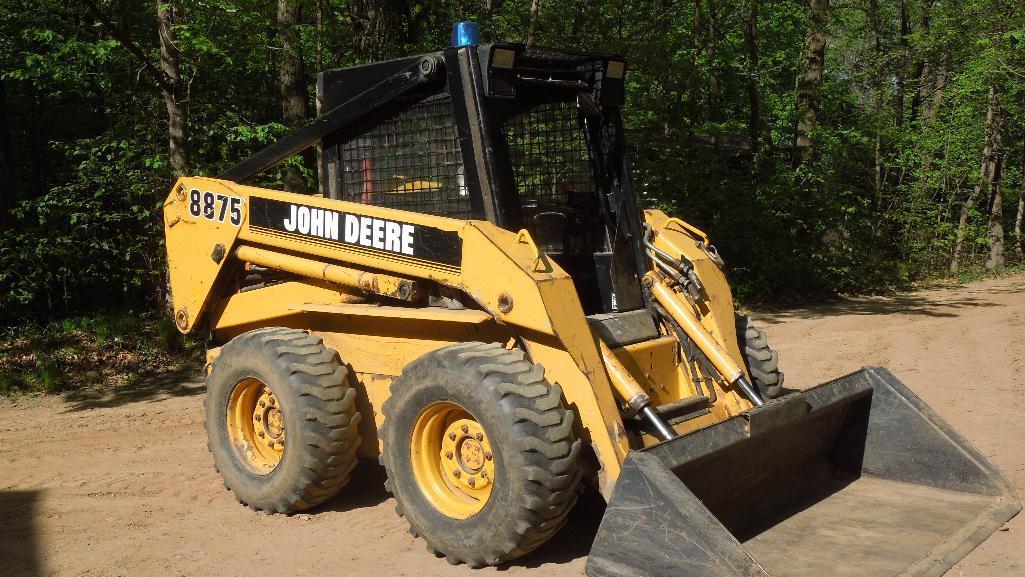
[380,342,582,567]
[736,315,785,399]
[205,327,362,513]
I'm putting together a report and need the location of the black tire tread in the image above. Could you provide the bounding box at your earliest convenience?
[205,328,361,514]
[735,315,785,398]
[380,342,582,567]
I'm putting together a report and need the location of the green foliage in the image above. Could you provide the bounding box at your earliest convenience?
[0,0,1023,331]
[0,135,166,320]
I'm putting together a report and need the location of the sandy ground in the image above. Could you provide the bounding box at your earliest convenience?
[2,272,1023,577]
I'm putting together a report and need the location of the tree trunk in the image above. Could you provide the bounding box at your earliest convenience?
[350,0,405,60]
[950,85,999,274]
[0,79,12,233]
[1014,171,1024,261]
[526,0,541,46]
[986,154,1004,271]
[868,0,883,210]
[894,0,909,129]
[278,0,312,194]
[741,0,768,153]
[705,0,721,122]
[918,43,947,187]
[85,0,189,178]
[909,1,935,124]
[569,0,586,41]
[156,0,188,178]
[688,0,704,127]
[794,0,829,165]
[84,0,188,311]
[909,60,928,125]
[987,0,1008,270]
[316,0,325,73]
[155,0,188,315]
[923,45,948,123]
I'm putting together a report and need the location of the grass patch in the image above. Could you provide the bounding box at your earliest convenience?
[951,262,1025,285]
[0,311,202,396]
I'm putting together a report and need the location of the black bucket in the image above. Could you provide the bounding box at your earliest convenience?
[585,367,1020,577]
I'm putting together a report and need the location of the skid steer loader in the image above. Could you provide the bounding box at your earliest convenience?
[163,23,1019,576]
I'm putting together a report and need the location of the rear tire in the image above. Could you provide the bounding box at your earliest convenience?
[205,327,361,513]
[380,342,582,567]
[736,315,785,399]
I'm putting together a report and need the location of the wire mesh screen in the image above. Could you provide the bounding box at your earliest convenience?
[503,100,603,255]
[503,101,596,211]
[336,95,471,219]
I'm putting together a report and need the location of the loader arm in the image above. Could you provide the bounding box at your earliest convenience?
[644,208,744,368]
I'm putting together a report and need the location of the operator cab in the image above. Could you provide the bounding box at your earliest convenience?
[315,31,646,316]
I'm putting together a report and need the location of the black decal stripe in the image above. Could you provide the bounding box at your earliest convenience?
[251,225,461,274]
[249,225,462,275]
[248,196,463,268]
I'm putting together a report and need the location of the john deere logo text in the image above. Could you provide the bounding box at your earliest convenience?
[248,196,463,269]
[282,204,415,256]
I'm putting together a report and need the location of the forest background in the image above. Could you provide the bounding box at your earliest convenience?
[0,0,1022,346]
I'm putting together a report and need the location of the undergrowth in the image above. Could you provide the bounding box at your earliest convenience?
[0,311,201,395]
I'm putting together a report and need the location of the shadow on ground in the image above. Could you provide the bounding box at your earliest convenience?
[317,459,392,514]
[520,491,606,568]
[753,291,1003,325]
[0,490,43,577]
[315,459,603,568]
[60,366,203,413]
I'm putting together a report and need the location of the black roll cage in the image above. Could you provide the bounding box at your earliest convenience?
[221,43,649,315]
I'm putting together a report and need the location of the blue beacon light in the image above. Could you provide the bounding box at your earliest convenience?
[451,21,480,47]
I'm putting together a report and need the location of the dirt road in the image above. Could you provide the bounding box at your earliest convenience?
[2,273,1023,577]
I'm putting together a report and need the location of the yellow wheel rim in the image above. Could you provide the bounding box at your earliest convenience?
[226,378,285,474]
[410,402,495,519]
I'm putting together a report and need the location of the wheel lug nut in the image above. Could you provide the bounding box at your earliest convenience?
[259,400,266,408]
[254,414,262,422]
[460,424,469,434]
[484,452,493,461]
[475,432,483,441]
[481,470,488,479]
[467,477,476,487]
[266,440,275,448]
[445,451,453,460]
[258,431,266,438]
[452,469,461,478]
[448,432,457,441]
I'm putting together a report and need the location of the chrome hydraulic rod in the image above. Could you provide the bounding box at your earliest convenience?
[598,340,678,441]
[649,275,766,407]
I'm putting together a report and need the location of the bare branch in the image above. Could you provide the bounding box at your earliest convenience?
[82,0,177,95]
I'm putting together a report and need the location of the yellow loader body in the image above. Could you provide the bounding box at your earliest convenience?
[165,176,1018,577]
[166,177,750,495]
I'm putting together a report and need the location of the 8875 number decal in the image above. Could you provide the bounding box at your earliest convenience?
[188,189,243,226]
